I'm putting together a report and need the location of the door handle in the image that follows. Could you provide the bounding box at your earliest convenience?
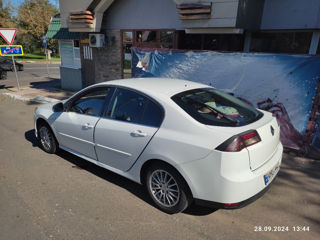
[131,130,147,137]
[82,123,93,130]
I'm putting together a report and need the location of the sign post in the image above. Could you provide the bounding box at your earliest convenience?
[12,56,20,90]
[42,35,50,77]
[0,45,24,91]
[0,28,21,91]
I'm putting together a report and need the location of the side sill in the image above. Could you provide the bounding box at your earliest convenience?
[58,145,140,184]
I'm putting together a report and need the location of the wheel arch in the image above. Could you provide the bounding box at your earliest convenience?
[140,159,194,198]
[36,117,59,145]
[36,118,48,130]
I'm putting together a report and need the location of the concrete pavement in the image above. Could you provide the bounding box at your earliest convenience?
[0,62,74,103]
[0,95,319,240]
[2,62,60,87]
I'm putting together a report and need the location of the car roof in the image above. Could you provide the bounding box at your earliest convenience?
[95,78,210,97]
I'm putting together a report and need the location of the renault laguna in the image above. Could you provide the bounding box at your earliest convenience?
[34,78,282,213]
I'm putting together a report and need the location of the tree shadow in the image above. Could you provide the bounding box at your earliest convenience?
[24,129,219,216]
[0,84,14,90]
[29,77,61,90]
[28,78,74,100]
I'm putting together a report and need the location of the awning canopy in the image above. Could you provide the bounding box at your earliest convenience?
[46,17,82,40]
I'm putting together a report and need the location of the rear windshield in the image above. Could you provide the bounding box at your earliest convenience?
[172,88,263,127]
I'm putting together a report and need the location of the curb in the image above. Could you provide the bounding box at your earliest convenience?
[1,92,59,104]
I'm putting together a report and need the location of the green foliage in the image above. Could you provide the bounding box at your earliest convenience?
[14,34,37,53]
[17,0,58,41]
[0,0,15,28]
[0,0,59,54]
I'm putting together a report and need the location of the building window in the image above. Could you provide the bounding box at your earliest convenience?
[250,32,312,54]
[122,31,133,78]
[73,40,81,66]
[121,29,177,78]
[178,31,202,50]
[177,31,244,51]
[160,31,174,48]
[123,31,133,42]
[136,31,157,42]
[59,40,81,68]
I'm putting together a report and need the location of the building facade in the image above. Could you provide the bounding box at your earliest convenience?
[55,0,320,90]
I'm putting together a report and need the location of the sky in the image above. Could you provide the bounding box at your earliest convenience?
[4,0,59,9]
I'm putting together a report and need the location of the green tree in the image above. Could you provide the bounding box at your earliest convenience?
[0,0,14,28]
[17,0,58,52]
[0,0,16,44]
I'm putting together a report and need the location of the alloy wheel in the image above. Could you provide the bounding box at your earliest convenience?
[149,169,180,207]
[39,126,52,152]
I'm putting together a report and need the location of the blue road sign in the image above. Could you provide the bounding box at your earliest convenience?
[43,40,47,49]
[0,45,24,56]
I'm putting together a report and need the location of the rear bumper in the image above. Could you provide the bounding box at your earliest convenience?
[194,176,275,209]
[177,142,283,205]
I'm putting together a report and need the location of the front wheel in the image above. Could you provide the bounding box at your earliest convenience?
[38,124,57,154]
[145,163,192,214]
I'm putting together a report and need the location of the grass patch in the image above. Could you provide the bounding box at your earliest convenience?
[15,53,60,62]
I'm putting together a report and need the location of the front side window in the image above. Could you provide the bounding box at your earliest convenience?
[69,88,110,116]
[106,88,163,127]
[172,88,263,126]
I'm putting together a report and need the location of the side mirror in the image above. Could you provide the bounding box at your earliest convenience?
[52,102,64,112]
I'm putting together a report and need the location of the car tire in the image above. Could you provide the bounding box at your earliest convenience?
[18,65,24,71]
[38,123,58,154]
[145,162,192,214]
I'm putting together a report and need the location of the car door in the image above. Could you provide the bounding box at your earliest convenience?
[94,87,164,171]
[52,87,113,160]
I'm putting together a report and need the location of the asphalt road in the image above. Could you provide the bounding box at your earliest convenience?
[0,63,60,89]
[0,96,319,240]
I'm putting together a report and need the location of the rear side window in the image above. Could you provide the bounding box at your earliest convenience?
[106,88,164,127]
[172,88,263,126]
[140,100,163,127]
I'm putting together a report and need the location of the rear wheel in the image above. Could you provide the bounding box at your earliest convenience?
[38,123,57,154]
[145,162,192,214]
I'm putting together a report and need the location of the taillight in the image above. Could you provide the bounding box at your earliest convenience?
[224,202,240,208]
[216,130,261,152]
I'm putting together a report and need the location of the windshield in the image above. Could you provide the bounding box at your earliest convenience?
[172,88,263,126]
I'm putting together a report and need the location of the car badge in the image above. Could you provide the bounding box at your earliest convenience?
[270,126,274,136]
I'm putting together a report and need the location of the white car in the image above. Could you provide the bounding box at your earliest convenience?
[34,78,282,213]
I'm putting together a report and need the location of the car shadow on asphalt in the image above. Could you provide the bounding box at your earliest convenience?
[24,129,218,216]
